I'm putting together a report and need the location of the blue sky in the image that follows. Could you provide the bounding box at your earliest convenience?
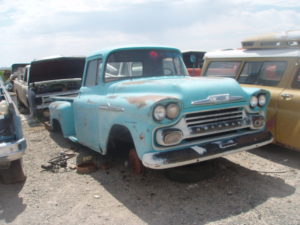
[1,0,300,66]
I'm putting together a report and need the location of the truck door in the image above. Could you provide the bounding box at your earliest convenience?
[73,59,103,152]
[276,67,300,151]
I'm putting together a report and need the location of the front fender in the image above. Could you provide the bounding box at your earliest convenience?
[49,101,75,137]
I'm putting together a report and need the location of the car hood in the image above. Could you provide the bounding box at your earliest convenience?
[111,76,249,108]
[32,78,82,94]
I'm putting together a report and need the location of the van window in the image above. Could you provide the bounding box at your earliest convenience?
[238,61,287,86]
[292,69,300,89]
[205,61,241,78]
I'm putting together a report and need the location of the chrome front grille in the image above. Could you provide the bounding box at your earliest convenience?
[184,107,250,138]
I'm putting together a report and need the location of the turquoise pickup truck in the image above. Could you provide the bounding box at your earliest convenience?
[49,46,273,172]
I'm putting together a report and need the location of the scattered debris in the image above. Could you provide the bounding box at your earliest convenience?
[76,162,98,174]
[41,150,76,173]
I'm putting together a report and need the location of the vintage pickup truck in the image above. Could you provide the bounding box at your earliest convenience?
[0,77,26,183]
[49,46,273,172]
[14,56,85,117]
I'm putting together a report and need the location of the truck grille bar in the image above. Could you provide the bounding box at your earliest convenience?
[184,107,249,138]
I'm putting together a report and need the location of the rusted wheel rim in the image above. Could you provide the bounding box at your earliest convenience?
[128,148,145,175]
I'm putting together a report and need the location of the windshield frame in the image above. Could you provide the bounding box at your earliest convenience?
[103,49,188,83]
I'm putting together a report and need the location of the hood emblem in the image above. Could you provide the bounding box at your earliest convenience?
[192,94,243,106]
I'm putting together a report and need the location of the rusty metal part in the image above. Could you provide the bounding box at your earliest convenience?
[42,151,76,173]
[76,162,97,174]
[128,148,145,175]
[125,95,175,108]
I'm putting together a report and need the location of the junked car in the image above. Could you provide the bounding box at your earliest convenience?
[0,77,26,183]
[182,51,206,76]
[202,30,300,151]
[49,46,273,172]
[14,56,85,118]
[6,63,28,92]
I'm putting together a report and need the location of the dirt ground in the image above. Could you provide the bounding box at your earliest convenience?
[0,115,300,225]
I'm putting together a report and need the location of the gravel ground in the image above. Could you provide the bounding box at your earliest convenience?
[0,116,300,225]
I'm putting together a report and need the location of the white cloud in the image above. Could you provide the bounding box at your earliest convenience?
[0,0,299,66]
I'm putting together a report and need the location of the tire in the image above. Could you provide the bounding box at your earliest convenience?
[164,160,216,183]
[0,159,26,184]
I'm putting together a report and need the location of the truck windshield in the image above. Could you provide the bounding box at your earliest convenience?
[105,49,188,82]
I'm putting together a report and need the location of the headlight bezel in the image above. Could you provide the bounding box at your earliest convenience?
[258,94,267,107]
[152,101,181,122]
[166,103,180,119]
[249,95,258,108]
[153,105,167,121]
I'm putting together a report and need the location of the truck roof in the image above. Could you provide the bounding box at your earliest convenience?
[32,56,85,63]
[87,46,181,59]
[242,30,300,49]
[205,48,300,59]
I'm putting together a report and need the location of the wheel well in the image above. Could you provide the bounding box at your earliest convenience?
[107,125,134,158]
[52,119,62,132]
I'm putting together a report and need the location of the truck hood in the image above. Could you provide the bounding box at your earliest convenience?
[32,78,82,94]
[29,57,85,83]
[111,76,249,108]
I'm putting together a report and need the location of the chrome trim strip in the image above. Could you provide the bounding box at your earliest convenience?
[185,109,243,121]
[143,138,273,169]
[192,95,244,106]
[99,104,125,112]
[186,114,243,126]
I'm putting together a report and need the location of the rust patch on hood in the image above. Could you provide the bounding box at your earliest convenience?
[125,95,175,108]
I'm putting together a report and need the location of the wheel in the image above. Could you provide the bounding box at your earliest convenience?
[164,160,216,183]
[51,120,62,133]
[128,148,145,175]
[0,159,26,184]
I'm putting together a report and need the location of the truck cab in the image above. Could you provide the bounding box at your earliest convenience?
[50,46,273,170]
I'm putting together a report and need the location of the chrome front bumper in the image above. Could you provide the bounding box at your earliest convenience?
[0,138,26,164]
[143,130,273,169]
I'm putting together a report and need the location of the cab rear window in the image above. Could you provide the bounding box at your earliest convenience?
[238,61,287,86]
[205,61,241,78]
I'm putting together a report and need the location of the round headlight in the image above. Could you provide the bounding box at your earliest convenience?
[258,94,267,107]
[166,103,180,119]
[153,105,166,121]
[250,96,258,108]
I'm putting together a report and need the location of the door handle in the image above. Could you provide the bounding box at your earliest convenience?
[280,93,293,100]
